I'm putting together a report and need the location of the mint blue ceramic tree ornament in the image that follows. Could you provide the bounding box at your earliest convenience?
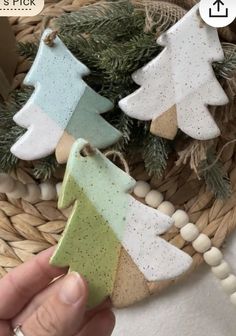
[11,29,121,163]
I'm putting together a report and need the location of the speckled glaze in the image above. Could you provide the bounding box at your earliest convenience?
[51,139,192,308]
[11,29,120,161]
[119,4,229,140]
[51,178,121,308]
[124,195,192,281]
[66,86,121,150]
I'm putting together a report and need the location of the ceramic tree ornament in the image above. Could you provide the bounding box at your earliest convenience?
[50,138,192,308]
[119,4,229,141]
[11,29,121,163]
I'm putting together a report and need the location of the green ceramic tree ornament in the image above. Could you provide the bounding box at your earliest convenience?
[50,139,192,308]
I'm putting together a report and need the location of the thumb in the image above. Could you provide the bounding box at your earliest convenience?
[21,272,88,336]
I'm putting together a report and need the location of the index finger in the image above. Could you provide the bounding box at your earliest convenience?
[0,246,67,319]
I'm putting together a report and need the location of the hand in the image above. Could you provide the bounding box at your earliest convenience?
[0,247,115,336]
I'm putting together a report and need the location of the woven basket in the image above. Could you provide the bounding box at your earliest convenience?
[1,0,236,299]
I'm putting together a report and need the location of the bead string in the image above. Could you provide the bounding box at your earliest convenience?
[133,180,236,307]
[0,173,60,204]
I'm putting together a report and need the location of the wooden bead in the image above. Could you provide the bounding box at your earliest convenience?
[203,247,223,267]
[230,292,236,306]
[158,201,175,216]
[24,184,41,203]
[40,182,57,201]
[133,181,151,198]
[56,182,62,197]
[212,261,231,280]
[0,174,15,193]
[180,223,199,242]
[7,181,27,199]
[172,210,189,229]
[192,233,211,253]
[221,275,236,294]
[145,190,163,208]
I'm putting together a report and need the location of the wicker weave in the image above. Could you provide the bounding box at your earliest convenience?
[1,0,236,296]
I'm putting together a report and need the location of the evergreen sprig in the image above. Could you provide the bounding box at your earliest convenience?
[142,133,170,177]
[214,43,236,80]
[110,111,134,151]
[98,34,160,78]
[200,150,232,199]
[57,1,145,37]
[33,156,59,180]
[17,42,38,60]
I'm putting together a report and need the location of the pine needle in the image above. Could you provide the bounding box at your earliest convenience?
[200,150,232,199]
[57,1,144,36]
[111,112,134,151]
[142,133,170,176]
[17,42,38,60]
[33,156,59,180]
[214,43,236,80]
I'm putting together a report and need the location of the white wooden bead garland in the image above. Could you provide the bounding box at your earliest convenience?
[180,223,199,242]
[212,261,231,279]
[40,182,57,201]
[192,234,212,253]
[203,247,223,267]
[172,210,189,229]
[157,201,175,216]
[221,275,236,294]
[133,181,236,307]
[133,180,151,198]
[145,190,163,208]
[0,173,59,203]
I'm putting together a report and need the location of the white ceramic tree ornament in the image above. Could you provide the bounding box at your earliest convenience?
[11,29,121,163]
[119,4,229,140]
[51,139,192,308]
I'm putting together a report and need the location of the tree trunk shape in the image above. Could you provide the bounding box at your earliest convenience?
[151,105,178,139]
[111,247,150,308]
[56,131,75,164]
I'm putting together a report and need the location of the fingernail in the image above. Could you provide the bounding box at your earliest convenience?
[59,272,85,305]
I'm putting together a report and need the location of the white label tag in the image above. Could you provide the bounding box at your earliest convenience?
[0,0,44,16]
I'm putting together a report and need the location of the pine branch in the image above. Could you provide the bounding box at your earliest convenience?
[110,111,134,151]
[33,156,59,180]
[200,150,232,199]
[0,126,23,171]
[62,33,109,60]
[214,43,236,80]
[142,133,170,176]
[0,88,31,135]
[57,1,144,37]
[98,33,160,77]
[0,152,19,173]
[18,42,38,60]
[0,88,32,128]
